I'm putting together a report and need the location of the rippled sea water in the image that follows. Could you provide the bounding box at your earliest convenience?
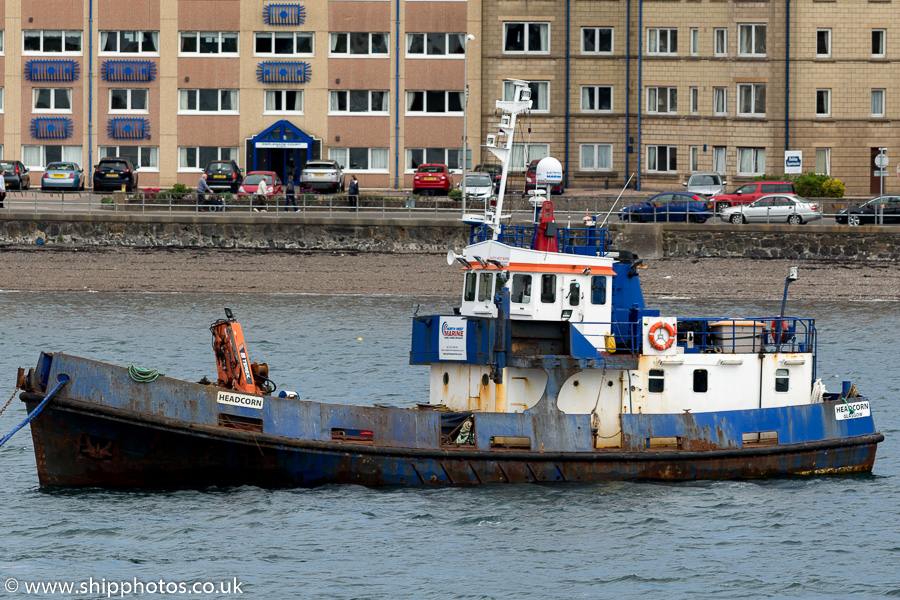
[1,293,898,599]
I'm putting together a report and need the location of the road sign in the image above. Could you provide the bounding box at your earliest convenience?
[875,154,888,168]
[874,170,889,176]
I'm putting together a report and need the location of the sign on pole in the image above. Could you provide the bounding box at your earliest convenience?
[784,151,803,174]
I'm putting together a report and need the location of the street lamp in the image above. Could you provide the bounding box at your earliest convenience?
[461,34,476,214]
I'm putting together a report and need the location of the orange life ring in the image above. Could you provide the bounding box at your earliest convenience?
[648,321,676,351]
[769,320,789,344]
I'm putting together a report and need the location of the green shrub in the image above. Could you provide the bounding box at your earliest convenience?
[821,177,845,198]
[793,172,829,197]
[751,174,785,182]
[101,196,115,204]
[169,183,190,198]
[449,189,463,199]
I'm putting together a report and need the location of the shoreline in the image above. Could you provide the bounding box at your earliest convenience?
[1,246,898,301]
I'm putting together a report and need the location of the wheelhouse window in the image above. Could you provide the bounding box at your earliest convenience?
[580,144,612,172]
[330,32,389,56]
[503,22,549,54]
[647,28,677,55]
[582,27,612,54]
[23,30,82,53]
[406,148,460,171]
[511,274,532,304]
[581,85,612,112]
[327,147,389,172]
[254,32,313,56]
[647,145,677,173]
[503,81,549,112]
[648,369,664,393]
[109,88,148,113]
[406,90,463,114]
[33,88,72,112]
[540,274,557,303]
[464,272,477,302]
[477,273,495,302]
[99,146,159,170]
[775,368,789,392]
[178,89,238,113]
[330,90,389,114]
[101,31,160,54]
[177,147,238,171]
[406,33,465,57]
[647,86,677,114]
[264,90,303,114]
[738,24,766,56]
[693,369,708,393]
[737,83,766,116]
[590,276,607,304]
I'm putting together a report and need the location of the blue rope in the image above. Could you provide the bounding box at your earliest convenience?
[0,374,69,449]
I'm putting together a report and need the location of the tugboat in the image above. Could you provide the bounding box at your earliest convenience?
[14,80,882,487]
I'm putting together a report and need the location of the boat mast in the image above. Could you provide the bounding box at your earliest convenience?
[485,79,533,240]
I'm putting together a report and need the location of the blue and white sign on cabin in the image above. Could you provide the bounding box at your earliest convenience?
[784,151,803,174]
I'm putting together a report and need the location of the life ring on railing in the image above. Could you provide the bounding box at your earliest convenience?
[769,320,790,344]
[648,321,676,351]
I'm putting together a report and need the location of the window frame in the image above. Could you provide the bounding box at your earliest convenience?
[646,145,677,173]
[511,143,550,171]
[253,32,314,57]
[737,147,766,176]
[327,147,390,172]
[738,24,766,57]
[329,32,390,57]
[21,145,83,169]
[177,146,239,172]
[22,30,83,55]
[689,146,699,172]
[815,148,831,176]
[579,143,613,172]
[0,31,5,56]
[177,89,239,114]
[502,22,550,54]
[647,27,678,56]
[32,87,73,113]
[580,85,613,113]
[646,86,677,114]
[775,368,789,393]
[108,88,149,114]
[690,28,698,56]
[815,88,831,117]
[100,30,161,55]
[330,90,390,115]
[693,369,709,393]
[405,148,461,172]
[713,87,727,115]
[0,87,4,113]
[689,86,698,115]
[872,29,886,58]
[98,145,159,171]
[713,146,726,174]
[714,28,727,57]
[406,33,465,58]
[648,369,665,394]
[503,81,550,113]
[264,89,304,115]
[871,88,885,117]
[816,28,831,58]
[737,83,766,117]
[581,26,613,55]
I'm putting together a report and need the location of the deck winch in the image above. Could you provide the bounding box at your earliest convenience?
[209,308,274,395]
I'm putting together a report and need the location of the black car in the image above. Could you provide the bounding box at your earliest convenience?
[474,163,503,191]
[835,196,900,225]
[204,160,243,193]
[0,160,31,190]
[92,157,138,192]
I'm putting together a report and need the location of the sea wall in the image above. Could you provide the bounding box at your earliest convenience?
[0,214,897,260]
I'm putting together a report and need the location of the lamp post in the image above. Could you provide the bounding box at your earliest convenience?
[461,34,475,216]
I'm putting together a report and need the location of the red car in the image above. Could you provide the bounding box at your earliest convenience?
[710,180,795,210]
[238,171,283,198]
[412,164,452,195]
[524,159,565,195]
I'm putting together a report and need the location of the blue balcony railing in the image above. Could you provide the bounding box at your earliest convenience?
[25,59,79,82]
[262,3,306,25]
[101,60,157,82]
[107,118,150,140]
[31,117,73,139]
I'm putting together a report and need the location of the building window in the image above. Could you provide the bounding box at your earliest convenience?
[177,89,238,113]
[101,31,160,54]
[872,29,886,58]
[23,30,82,53]
[590,276,607,305]
[405,90,462,114]
[714,28,727,56]
[693,369,708,393]
[0,31,4,55]
[328,147,389,172]
[406,148,460,171]
[581,86,612,112]
[33,88,72,112]
[580,144,612,171]
[738,24,766,56]
[331,90,389,114]
[254,32,313,56]
[815,148,830,175]
[178,31,238,56]
[503,22,549,54]
[689,146,699,172]
[178,147,238,171]
[816,28,831,57]
[98,145,159,170]
[737,83,766,116]
[648,369,664,393]
[738,147,766,175]
[330,32,389,56]
[22,145,82,169]
[264,90,303,114]
[647,86,677,114]
[647,145,677,173]
[714,87,727,115]
[816,89,831,117]
[0,87,4,113]
[871,89,885,117]
[690,28,698,56]
[511,143,549,170]
[406,33,465,57]
[647,28,677,56]
[503,81,549,112]
[582,27,613,54]
[109,89,148,113]
[690,87,698,114]
[775,368,789,393]
[713,146,726,173]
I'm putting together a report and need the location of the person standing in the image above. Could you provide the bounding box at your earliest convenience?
[254,177,269,212]
[284,173,297,211]
[348,175,359,212]
[196,173,212,210]
[0,169,6,208]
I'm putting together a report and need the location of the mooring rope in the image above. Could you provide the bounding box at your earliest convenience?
[0,375,69,450]
[128,365,164,383]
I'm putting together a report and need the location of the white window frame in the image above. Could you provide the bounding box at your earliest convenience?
[815,148,831,176]
[646,145,677,173]
[330,90,389,115]
[738,24,766,57]
[503,22,550,54]
[581,85,613,113]
[0,87,4,113]
[713,87,727,115]
[177,147,239,172]
[100,31,161,55]
[737,83,766,116]
[647,28,677,56]
[22,145,82,169]
[690,28,698,56]
[714,28,727,56]
[579,144,613,171]
[511,143,550,170]
[32,88,73,113]
[108,88,149,114]
[689,146,699,172]
[0,31,4,55]
[98,145,160,172]
[406,33,465,58]
[581,27,613,55]
[872,29,886,58]
[253,32,313,57]
[737,147,766,176]
[816,28,831,58]
[177,89,239,114]
[503,81,549,113]
[264,89,304,115]
[22,30,83,55]
[713,146,726,174]
[405,148,461,172]
[816,89,831,117]
[689,87,698,114]
[328,147,390,172]
[647,86,677,114]
[329,32,390,57]
[871,89,885,117]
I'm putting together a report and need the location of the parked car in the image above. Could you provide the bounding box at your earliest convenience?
[474,163,503,191]
[710,181,796,210]
[412,164,452,195]
[238,171,283,197]
[719,194,822,225]
[299,160,344,193]
[835,196,900,225]
[524,159,564,195]
[0,160,31,190]
[683,172,726,197]
[458,172,494,200]
[203,160,243,193]
[619,192,713,223]
[92,157,138,192]
[41,162,85,191]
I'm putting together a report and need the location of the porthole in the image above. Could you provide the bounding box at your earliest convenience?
[481,374,490,387]
[573,380,580,387]
[443,372,449,386]
[607,380,614,387]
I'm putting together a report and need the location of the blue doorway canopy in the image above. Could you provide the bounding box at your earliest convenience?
[250,120,314,170]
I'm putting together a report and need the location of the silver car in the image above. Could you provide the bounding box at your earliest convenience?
[458,172,494,200]
[683,172,726,197]
[299,160,344,193]
[719,194,823,225]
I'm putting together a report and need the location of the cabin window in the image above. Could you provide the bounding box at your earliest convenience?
[648,368,664,393]
[541,274,557,303]
[568,281,581,306]
[511,274,532,303]
[693,369,708,393]
[775,368,789,392]
[477,272,495,302]
[591,276,607,304]
[463,272,477,302]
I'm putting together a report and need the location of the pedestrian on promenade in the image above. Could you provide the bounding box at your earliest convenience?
[196,173,212,210]
[0,168,7,209]
[284,172,297,212]
[254,177,269,212]
[348,175,359,212]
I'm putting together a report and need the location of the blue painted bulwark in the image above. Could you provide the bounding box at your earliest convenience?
[107,118,150,140]
[262,3,306,25]
[31,117,73,139]
[100,60,157,82]
[24,59,80,82]
[256,61,311,84]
